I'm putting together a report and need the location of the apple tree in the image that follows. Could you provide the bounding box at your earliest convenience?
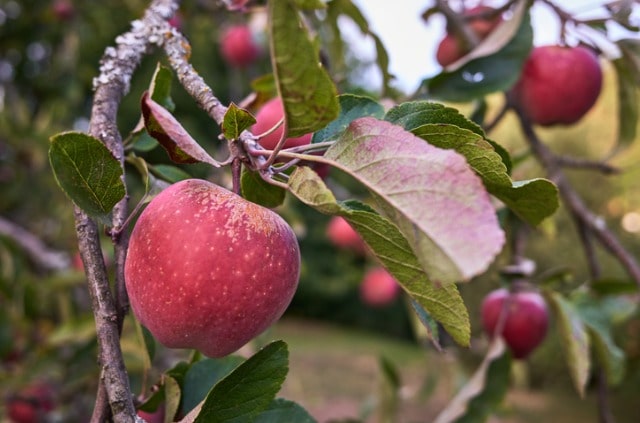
[1,0,640,422]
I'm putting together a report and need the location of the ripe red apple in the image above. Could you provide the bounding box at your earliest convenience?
[124,179,300,358]
[481,287,549,359]
[509,45,602,126]
[326,216,366,255]
[220,24,260,68]
[436,6,502,67]
[359,267,401,307]
[6,382,55,423]
[251,97,313,151]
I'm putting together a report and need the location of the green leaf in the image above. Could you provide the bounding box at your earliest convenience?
[612,39,640,149]
[223,103,257,141]
[385,103,558,225]
[288,168,471,346]
[141,92,220,167]
[590,278,639,296]
[254,399,317,423]
[312,94,385,143]
[408,298,442,349]
[419,1,533,102]
[49,131,125,225]
[241,169,287,208]
[149,62,176,112]
[181,356,246,416]
[546,291,591,397]
[324,117,505,283]
[433,338,510,423]
[194,341,289,422]
[150,164,192,183]
[268,0,340,137]
[165,376,182,423]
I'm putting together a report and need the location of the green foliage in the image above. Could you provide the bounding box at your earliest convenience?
[240,169,287,208]
[49,132,126,225]
[222,103,257,141]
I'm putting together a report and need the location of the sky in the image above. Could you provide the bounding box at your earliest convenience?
[348,0,639,94]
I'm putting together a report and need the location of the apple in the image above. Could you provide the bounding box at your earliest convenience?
[509,45,602,126]
[359,267,401,307]
[251,97,313,151]
[52,0,75,21]
[6,382,55,423]
[124,179,300,358]
[326,216,366,255]
[220,24,260,68]
[436,6,502,67]
[481,287,549,359]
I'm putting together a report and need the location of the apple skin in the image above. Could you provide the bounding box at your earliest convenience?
[251,98,313,151]
[359,267,401,307]
[124,179,300,358]
[509,45,602,126]
[220,25,260,68]
[326,216,366,255]
[481,288,549,359]
[436,6,502,67]
[6,383,55,423]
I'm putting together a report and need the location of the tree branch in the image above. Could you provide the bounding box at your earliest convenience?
[512,106,640,287]
[79,0,180,421]
[0,215,70,272]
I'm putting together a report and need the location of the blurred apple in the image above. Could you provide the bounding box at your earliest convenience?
[220,24,261,68]
[360,267,401,307]
[251,97,313,151]
[6,382,55,423]
[326,216,366,255]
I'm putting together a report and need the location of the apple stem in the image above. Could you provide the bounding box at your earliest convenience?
[231,157,242,195]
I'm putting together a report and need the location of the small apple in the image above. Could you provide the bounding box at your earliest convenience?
[481,287,549,359]
[436,6,502,67]
[326,216,366,255]
[220,24,260,68]
[360,267,401,307]
[6,382,55,423]
[52,0,75,21]
[509,45,602,126]
[125,179,300,358]
[251,97,313,151]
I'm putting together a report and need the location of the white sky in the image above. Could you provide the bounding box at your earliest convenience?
[350,0,640,93]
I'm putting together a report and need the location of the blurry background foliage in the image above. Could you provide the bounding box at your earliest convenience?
[1,0,640,421]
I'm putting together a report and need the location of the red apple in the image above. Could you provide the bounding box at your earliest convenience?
[360,267,401,307]
[326,216,366,255]
[52,0,75,21]
[220,24,260,68]
[6,382,55,423]
[251,97,313,151]
[509,45,602,126]
[124,179,300,358]
[436,6,502,67]
[481,287,549,359]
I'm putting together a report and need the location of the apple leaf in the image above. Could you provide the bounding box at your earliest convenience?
[165,376,182,423]
[253,399,317,423]
[241,168,287,209]
[546,291,591,397]
[324,117,505,283]
[419,1,533,102]
[385,102,558,225]
[326,0,394,95]
[612,39,640,149]
[408,298,442,350]
[49,131,125,225]
[149,164,192,184]
[141,92,220,167]
[194,341,289,422]
[268,0,340,138]
[222,102,256,141]
[433,338,510,423]
[288,167,471,346]
[590,278,639,296]
[181,356,246,417]
[312,94,385,143]
[574,293,635,386]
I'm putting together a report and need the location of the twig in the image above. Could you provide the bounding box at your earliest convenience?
[555,155,620,174]
[512,105,640,287]
[0,215,70,272]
